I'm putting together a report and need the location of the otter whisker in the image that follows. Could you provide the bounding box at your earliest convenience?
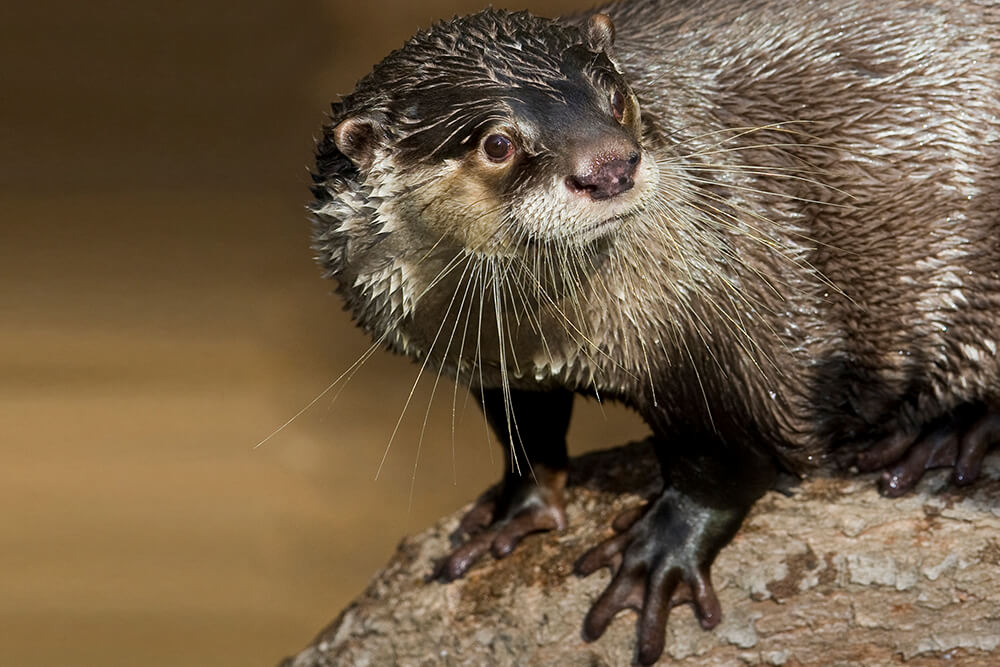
[681,173,850,208]
[641,193,781,376]
[438,253,485,485]
[665,120,820,148]
[683,163,854,200]
[629,194,743,378]
[684,185,849,301]
[469,258,497,466]
[487,257,527,478]
[254,230,472,450]
[378,252,480,483]
[252,338,384,450]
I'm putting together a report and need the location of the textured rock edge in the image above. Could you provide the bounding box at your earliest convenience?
[283,441,1000,666]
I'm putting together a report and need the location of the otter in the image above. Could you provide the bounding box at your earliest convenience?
[310,1,1000,663]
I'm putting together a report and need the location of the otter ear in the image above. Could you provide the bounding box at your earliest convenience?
[585,14,616,53]
[334,115,380,171]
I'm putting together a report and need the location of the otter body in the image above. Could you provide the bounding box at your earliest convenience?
[312,0,1000,663]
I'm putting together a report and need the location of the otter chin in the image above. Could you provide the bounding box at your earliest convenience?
[310,2,1000,664]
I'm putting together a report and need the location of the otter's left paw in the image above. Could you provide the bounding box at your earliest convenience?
[857,405,1000,496]
[575,489,740,665]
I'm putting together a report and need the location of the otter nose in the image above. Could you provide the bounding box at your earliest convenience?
[565,152,640,201]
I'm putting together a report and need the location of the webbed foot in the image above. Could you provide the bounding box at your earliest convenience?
[432,465,566,581]
[575,488,741,665]
[857,405,1000,496]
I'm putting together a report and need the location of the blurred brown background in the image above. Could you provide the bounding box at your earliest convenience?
[1,1,647,664]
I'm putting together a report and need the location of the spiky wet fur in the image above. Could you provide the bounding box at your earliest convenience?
[311,0,1000,475]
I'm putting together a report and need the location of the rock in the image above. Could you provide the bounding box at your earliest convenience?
[283,441,1000,666]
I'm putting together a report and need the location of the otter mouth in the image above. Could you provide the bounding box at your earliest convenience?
[579,216,622,240]
[576,207,642,243]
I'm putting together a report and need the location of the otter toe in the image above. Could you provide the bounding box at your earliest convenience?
[860,405,1000,496]
[576,490,731,665]
[954,412,1000,485]
[431,477,566,582]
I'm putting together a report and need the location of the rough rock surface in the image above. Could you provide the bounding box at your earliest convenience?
[283,441,1000,666]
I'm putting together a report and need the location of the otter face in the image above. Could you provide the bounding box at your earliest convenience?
[318,10,659,263]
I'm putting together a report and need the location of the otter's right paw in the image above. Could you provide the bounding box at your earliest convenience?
[431,468,566,582]
[575,488,744,665]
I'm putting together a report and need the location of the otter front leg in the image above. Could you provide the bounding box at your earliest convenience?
[432,387,572,581]
[576,439,777,665]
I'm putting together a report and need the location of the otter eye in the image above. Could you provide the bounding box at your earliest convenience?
[482,133,515,162]
[610,89,626,122]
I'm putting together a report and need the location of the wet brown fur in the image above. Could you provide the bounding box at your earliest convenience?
[598,0,1000,469]
[313,0,1000,475]
[310,0,1000,661]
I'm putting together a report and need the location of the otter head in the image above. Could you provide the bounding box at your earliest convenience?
[311,9,657,360]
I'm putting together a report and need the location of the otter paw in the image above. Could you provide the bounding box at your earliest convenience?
[431,473,566,582]
[575,492,730,666]
[857,406,1000,496]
